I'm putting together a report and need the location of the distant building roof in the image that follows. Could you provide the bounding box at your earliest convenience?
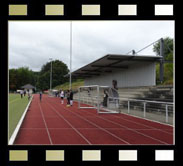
[21,84,35,89]
[66,54,162,78]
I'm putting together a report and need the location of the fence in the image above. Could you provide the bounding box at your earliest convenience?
[74,94,174,125]
[108,97,174,125]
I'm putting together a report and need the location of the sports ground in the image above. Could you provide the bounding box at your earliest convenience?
[9,94,173,145]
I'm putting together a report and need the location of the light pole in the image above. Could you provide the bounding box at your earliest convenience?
[69,21,72,90]
[49,58,53,91]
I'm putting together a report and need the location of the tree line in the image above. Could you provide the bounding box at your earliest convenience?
[9,60,69,92]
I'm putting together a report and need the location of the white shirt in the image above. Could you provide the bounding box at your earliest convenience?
[60,91,64,97]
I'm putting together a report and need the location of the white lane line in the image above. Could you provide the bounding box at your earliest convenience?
[48,97,170,144]
[20,127,173,131]
[49,100,130,144]
[78,109,169,144]
[45,101,92,145]
[51,99,169,144]
[38,102,53,145]
[78,103,173,135]
[84,106,173,135]
[112,113,173,135]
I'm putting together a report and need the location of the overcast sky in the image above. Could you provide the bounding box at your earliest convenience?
[9,21,174,72]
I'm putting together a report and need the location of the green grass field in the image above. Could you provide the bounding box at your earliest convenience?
[8,93,30,140]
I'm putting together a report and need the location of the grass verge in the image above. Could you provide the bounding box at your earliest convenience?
[8,93,30,140]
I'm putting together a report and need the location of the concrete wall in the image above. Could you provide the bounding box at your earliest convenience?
[84,62,156,88]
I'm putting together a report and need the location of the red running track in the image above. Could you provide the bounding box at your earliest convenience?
[14,94,174,145]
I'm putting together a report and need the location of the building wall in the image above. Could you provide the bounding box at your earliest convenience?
[84,62,156,88]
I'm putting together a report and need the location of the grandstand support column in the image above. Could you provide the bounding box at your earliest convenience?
[128,100,130,113]
[166,105,168,123]
[107,97,109,109]
[143,102,146,117]
[160,38,164,83]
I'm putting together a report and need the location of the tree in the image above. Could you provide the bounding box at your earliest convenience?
[9,60,69,91]
[9,67,36,91]
[153,37,173,58]
[153,37,173,85]
[38,60,69,90]
[9,69,18,91]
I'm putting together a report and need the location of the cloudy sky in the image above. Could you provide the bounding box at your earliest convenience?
[9,21,174,72]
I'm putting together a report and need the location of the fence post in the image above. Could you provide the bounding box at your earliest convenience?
[144,102,146,117]
[166,105,168,123]
[97,85,100,113]
[128,100,130,114]
[78,88,80,109]
[107,97,109,109]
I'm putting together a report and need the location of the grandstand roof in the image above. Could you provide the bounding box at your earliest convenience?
[67,54,162,78]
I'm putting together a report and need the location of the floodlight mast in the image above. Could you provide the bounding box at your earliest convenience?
[69,21,72,90]
[49,58,53,91]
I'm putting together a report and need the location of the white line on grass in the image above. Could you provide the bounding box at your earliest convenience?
[9,98,21,104]
[9,96,33,145]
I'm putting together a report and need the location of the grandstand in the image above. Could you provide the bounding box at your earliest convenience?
[69,53,174,125]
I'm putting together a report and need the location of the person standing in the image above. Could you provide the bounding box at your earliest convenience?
[112,80,119,108]
[23,90,26,96]
[40,91,42,102]
[103,90,108,107]
[28,91,31,100]
[66,90,70,107]
[60,90,64,104]
[69,90,73,106]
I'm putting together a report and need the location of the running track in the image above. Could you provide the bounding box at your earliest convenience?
[14,94,173,145]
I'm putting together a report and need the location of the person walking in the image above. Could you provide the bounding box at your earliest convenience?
[60,90,64,104]
[40,91,42,102]
[20,90,23,98]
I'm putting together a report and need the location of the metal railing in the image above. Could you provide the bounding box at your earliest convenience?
[74,94,174,125]
[108,97,174,125]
